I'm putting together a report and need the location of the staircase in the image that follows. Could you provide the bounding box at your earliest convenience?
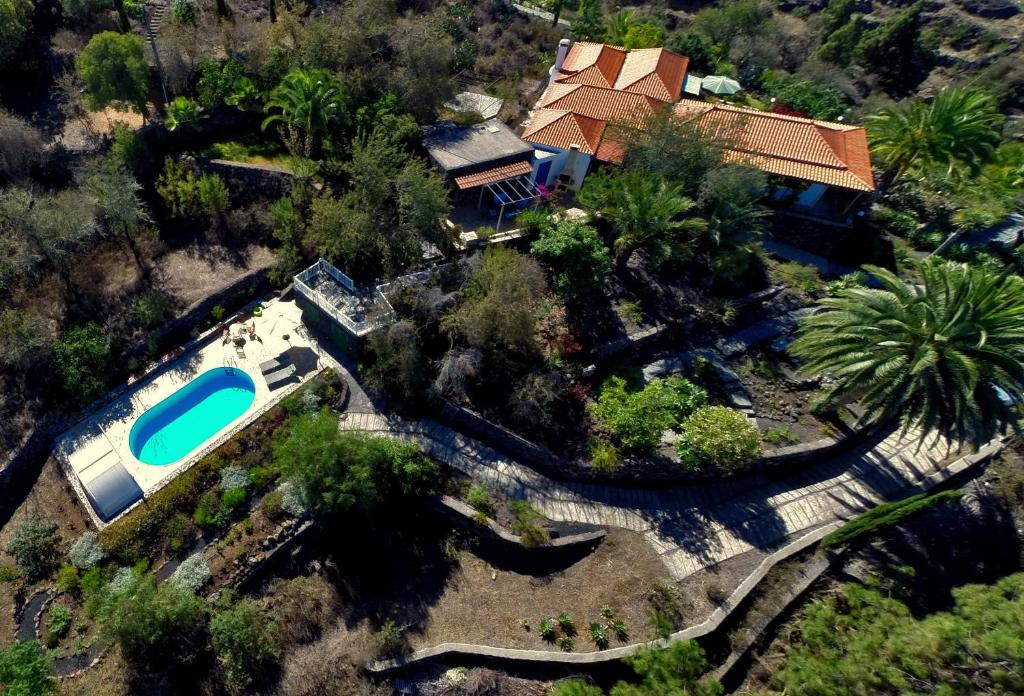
[144,0,169,41]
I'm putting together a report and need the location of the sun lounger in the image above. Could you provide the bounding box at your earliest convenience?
[264,364,297,390]
[259,356,289,375]
[234,344,245,359]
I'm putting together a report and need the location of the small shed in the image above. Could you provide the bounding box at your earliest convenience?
[422,119,537,192]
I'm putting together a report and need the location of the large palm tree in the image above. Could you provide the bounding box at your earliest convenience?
[790,260,1024,445]
[577,171,706,271]
[867,88,1003,180]
[262,69,345,160]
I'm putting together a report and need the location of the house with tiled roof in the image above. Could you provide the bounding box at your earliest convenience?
[522,39,875,219]
[522,39,688,191]
[673,101,875,216]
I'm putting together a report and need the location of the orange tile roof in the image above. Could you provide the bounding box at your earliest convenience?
[673,101,875,191]
[556,42,688,103]
[613,48,689,102]
[521,109,606,156]
[557,42,627,88]
[541,83,663,129]
[453,161,534,190]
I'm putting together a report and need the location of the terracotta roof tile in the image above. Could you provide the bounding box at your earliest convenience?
[521,109,606,155]
[541,83,662,129]
[673,101,875,191]
[453,161,534,190]
[613,48,688,102]
[558,42,627,88]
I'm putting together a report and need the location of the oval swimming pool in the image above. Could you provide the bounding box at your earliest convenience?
[129,367,256,466]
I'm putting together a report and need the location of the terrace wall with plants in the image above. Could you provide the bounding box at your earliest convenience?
[432,396,878,485]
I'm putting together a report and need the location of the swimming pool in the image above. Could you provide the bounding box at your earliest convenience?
[129,367,256,466]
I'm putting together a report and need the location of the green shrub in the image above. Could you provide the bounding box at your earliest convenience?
[170,0,197,23]
[220,487,247,513]
[530,220,611,296]
[761,73,849,120]
[69,532,104,570]
[261,489,285,521]
[6,516,59,581]
[539,617,556,642]
[164,96,198,130]
[0,641,56,695]
[53,323,112,407]
[557,635,575,652]
[774,261,824,295]
[247,466,270,488]
[210,600,279,694]
[610,619,628,640]
[589,621,609,649]
[57,564,80,593]
[557,612,575,634]
[763,426,799,445]
[133,290,172,328]
[161,513,194,553]
[168,552,211,594]
[0,565,21,583]
[509,500,550,547]
[822,490,963,548]
[193,490,221,528]
[466,484,494,515]
[677,406,762,473]
[46,605,73,639]
[590,440,621,471]
[373,619,404,658]
[589,375,708,451]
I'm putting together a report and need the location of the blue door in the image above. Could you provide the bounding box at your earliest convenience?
[535,160,552,187]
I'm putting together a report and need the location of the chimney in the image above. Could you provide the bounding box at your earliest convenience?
[563,143,580,183]
[549,38,572,83]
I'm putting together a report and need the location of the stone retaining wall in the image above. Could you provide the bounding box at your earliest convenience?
[437,495,605,550]
[198,158,299,205]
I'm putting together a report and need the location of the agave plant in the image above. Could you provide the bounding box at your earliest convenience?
[164,96,198,131]
[790,260,1024,444]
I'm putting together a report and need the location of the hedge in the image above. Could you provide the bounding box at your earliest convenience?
[821,489,964,549]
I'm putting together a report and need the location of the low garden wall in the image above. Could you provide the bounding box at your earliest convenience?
[431,396,880,486]
[197,158,299,205]
[436,495,605,551]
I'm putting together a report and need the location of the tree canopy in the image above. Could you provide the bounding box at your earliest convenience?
[75,32,150,115]
[790,260,1024,444]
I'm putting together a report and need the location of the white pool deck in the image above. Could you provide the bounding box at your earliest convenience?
[54,297,337,528]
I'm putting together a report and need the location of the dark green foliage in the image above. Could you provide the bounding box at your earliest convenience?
[819,0,857,34]
[571,0,604,41]
[0,310,50,372]
[761,73,849,120]
[52,323,112,406]
[0,641,56,696]
[210,600,279,694]
[262,68,346,159]
[0,0,33,66]
[508,500,549,547]
[589,376,708,451]
[791,261,1024,444]
[816,15,864,67]
[274,411,437,519]
[855,1,932,95]
[530,220,611,296]
[465,484,493,515]
[676,406,762,473]
[666,33,722,75]
[362,321,429,412]
[5,517,58,581]
[197,60,258,109]
[96,573,207,667]
[156,158,203,218]
[776,574,1024,694]
[822,490,964,548]
[553,641,722,695]
[75,32,150,114]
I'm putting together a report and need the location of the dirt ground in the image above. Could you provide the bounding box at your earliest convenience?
[154,243,276,307]
[0,458,92,646]
[411,529,670,652]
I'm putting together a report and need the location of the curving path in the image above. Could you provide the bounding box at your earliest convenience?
[340,412,970,580]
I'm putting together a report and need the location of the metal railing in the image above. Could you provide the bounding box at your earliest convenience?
[294,259,395,337]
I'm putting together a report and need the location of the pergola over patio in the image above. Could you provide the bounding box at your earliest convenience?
[478,175,542,232]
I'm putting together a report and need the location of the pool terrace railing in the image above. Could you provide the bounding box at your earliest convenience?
[294,259,396,337]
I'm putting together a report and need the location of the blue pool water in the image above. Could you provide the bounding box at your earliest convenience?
[129,368,256,466]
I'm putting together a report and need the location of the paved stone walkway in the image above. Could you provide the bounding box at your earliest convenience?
[340,413,962,580]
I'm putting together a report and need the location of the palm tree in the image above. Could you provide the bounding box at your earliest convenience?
[867,88,1003,180]
[605,10,634,45]
[262,69,345,160]
[577,171,706,271]
[790,260,1024,445]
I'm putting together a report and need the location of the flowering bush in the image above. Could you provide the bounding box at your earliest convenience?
[220,466,249,492]
[169,552,211,594]
[677,406,761,473]
[69,531,105,570]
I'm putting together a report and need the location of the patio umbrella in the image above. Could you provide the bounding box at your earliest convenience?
[702,75,742,95]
